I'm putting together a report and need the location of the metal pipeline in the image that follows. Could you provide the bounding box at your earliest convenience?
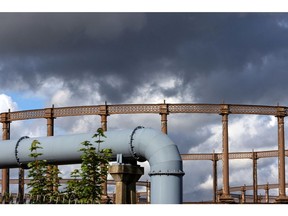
[0,127,184,204]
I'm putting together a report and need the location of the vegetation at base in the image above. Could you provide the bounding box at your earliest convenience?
[27,128,111,204]
[27,140,62,203]
[65,128,112,203]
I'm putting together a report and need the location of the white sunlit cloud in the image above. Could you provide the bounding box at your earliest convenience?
[188,115,279,154]
[16,76,102,108]
[129,73,196,104]
[229,115,278,152]
[70,116,101,134]
[0,93,18,112]
[50,79,102,107]
[0,77,66,111]
[51,88,72,107]
[197,174,213,190]
[0,94,25,138]
[188,123,222,153]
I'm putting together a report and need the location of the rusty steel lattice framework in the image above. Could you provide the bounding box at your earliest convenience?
[1,103,288,203]
[182,150,288,203]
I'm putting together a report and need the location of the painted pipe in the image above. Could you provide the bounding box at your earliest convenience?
[0,127,184,204]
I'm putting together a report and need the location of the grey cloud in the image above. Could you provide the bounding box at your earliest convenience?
[1,13,288,104]
[0,13,146,54]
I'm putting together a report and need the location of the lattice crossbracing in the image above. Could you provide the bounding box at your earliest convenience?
[3,103,288,121]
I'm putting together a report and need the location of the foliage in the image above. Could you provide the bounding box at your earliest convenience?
[27,139,62,204]
[65,128,112,204]
[27,128,111,204]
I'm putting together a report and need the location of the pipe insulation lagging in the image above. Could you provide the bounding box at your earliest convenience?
[0,127,184,204]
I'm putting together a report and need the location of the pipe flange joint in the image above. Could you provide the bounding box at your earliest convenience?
[148,170,185,176]
[15,136,30,169]
[129,126,146,162]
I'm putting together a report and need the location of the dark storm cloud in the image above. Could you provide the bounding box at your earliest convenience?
[1,13,288,103]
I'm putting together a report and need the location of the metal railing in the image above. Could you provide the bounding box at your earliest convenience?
[2,103,287,122]
[181,150,288,160]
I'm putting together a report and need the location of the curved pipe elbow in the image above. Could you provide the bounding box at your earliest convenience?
[131,127,183,174]
[130,127,184,204]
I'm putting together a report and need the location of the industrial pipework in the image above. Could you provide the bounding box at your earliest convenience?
[0,127,184,204]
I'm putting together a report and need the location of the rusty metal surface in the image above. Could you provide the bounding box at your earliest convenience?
[3,103,288,121]
[108,104,160,114]
[229,104,279,115]
[9,109,46,121]
[229,183,288,192]
[181,154,214,160]
[181,150,288,160]
[54,106,101,117]
[168,104,221,114]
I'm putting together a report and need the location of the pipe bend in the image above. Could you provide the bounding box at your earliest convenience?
[130,127,184,204]
[131,127,184,175]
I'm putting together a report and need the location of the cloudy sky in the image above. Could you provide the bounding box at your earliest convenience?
[1,12,288,202]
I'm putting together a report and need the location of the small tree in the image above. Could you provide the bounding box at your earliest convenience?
[27,140,62,204]
[65,128,112,204]
[27,128,111,204]
[27,140,49,203]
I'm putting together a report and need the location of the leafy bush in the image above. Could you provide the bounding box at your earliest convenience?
[27,128,111,204]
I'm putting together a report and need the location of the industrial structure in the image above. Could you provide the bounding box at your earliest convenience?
[0,103,288,204]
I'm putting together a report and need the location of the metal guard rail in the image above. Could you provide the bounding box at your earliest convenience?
[1,103,287,122]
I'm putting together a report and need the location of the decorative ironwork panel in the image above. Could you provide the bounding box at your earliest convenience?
[54,106,101,117]
[229,152,252,159]
[169,104,221,114]
[230,105,278,115]
[229,183,285,192]
[6,103,288,121]
[181,150,287,161]
[181,154,213,160]
[257,150,278,158]
[108,104,160,114]
[9,109,46,121]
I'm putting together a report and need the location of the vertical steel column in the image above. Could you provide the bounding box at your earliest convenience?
[265,183,270,203]
[1,112,10,201]
[275,107,288,203]
[18,168,24,204]
[219,105,234,203]
[240,185,246,204]
[45,106,57,192]
[212,151,218,203]
[100,104,109,199]
[45,106,54,137]
[146,181,151,204]
[252,151,258,203]
[216,192,221,202]
[160,102,169,134]
[136,193,140,204]
[100,104,108,132]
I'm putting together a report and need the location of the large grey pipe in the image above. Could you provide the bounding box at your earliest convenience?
[0,127,184,204]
